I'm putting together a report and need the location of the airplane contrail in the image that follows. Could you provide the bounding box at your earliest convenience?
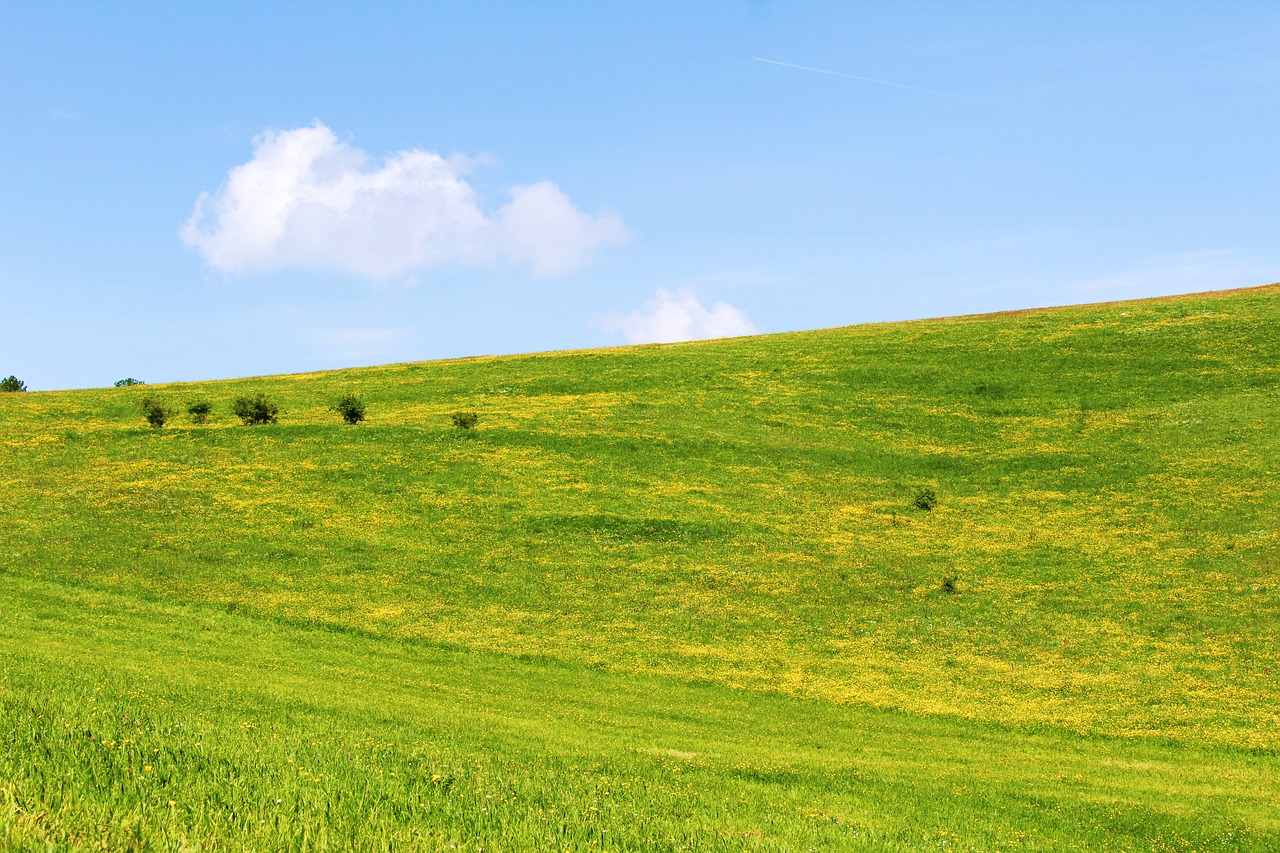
[753,57,990,104]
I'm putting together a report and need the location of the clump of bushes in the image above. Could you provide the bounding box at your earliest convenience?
[188,400,213,424]
[232,394,279,425]
[114,378,144,387]
[0,375,26,392]
[332,393,366,425]
[138,395,172,428]
[913,488,937,511]
[451,411,479,430]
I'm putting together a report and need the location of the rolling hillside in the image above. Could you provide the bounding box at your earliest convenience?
[3,285,1279,850]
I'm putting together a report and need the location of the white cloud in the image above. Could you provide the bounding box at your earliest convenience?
[181,122,628,280]
[599,287,759,344]
[495,181,631,277]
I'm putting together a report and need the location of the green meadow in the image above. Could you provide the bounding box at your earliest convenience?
[2,285,1279,850]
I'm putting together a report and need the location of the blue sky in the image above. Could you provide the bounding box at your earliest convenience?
[2,1,1277,390]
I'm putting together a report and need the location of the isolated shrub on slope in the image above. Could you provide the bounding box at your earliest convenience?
[232,394,279,425]
[138,396,172,428]
[332,393,366,425]
[0,375,26,392]
[187,400,213,424]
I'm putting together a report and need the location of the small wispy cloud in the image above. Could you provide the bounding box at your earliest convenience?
[313,327,403,348]
[598,287,758,344]
[182,122,629,281]
[1072,250,1271,299]
[311,327,406,363]
[754,57,991,104]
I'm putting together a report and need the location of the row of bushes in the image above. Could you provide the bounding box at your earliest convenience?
[140,393,281,428]
[138,392,478,432]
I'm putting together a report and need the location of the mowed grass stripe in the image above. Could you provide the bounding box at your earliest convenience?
[3,576,1277,851]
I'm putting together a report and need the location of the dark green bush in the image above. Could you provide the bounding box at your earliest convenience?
[451,411,479,430]
[971,381,1008,399]
[187,401,213,424]
[912,488,937,511]
[0,375,26,393]
[941,575,958,594]
[114,378,144,387]
[332,393,366,425]
[139,396,172,429]
[231,394,279,425]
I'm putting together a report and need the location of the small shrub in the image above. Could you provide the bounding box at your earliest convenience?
[451,411,479,430]
[941,575,958,594]
[231,393,279,425]
[971,381,1008,399]
[187,400,213,424]
[332,393,366,425]
[0,375,26,393]
[114,378,144,387]
[139,396,172,429]
[912,488,937,511]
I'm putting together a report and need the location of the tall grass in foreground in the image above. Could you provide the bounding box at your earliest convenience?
[3,578,1274,851]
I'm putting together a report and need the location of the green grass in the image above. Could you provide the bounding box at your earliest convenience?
[2,285,1279,849]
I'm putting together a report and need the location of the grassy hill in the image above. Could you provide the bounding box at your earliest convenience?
[2,284,1279,850]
